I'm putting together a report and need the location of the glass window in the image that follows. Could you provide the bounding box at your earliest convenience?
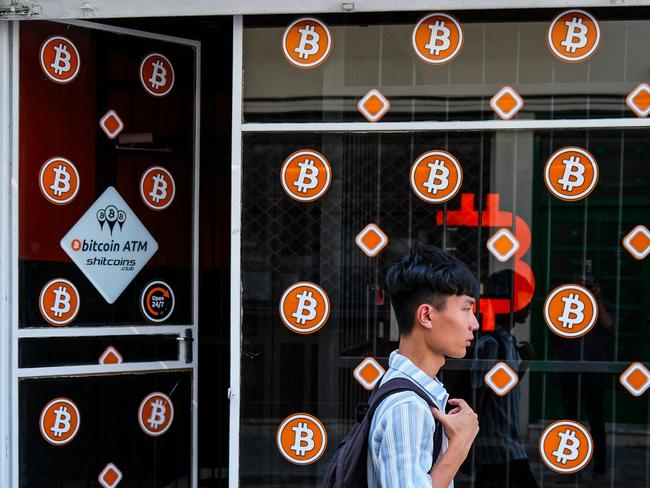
[243,9,650,123]
[239,128,650,486]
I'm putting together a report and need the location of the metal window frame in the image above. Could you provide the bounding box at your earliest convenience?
[4,19,202,488]
[4,0,650,20]
[230,10,650,488]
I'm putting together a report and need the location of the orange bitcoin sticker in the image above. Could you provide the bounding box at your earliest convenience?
[544,284,598,339]
[40,397,81,446]
[484,362,519,397]
[539,420,593,474]
[282,17,332,69]
[39,157,80,205]
[138,392,174,436]
[279,282,330,334]
[98,463,123,488]
[140,53,175,97]
[140,166,175,210]
[39,278,80,327]
[276,413,327,465]
[280,149,332,202]
[410,150,463,204]
[544,147,599,201]
[547,10,600,63]
[40,36,80,83]
[412,13,463,65]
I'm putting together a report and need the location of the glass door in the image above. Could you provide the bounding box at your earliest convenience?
[10,19,200,487]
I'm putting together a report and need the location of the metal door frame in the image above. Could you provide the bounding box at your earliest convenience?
[2,19,201,488]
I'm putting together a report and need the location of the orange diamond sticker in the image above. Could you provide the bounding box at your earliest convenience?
[484,362,518,396]
[626,83,650,118]
[98,463,123,488]
[489,86,524,120]
[487,228,519,262]
[99,110,124,139]
[358,89,390,122]
[620,362,650,397]
[99,346,123,365]
[355,223,389,257]
[353,357,385,390]
[623,225,650,260]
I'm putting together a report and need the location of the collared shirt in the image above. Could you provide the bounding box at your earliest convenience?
[367,350,452,488]
[470,326,528,465]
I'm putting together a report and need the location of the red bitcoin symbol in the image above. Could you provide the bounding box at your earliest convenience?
[435,193,536,330]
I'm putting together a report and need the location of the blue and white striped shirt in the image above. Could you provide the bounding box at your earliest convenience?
[367,350,452,488]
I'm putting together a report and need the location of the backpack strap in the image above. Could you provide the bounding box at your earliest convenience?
[368,377,445,466]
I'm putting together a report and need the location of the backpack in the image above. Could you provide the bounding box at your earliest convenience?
[321,377,443,488]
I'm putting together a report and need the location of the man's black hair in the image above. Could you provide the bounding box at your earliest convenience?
[385,246,479,337]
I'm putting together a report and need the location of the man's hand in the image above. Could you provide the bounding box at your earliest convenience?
[431,398,479,452]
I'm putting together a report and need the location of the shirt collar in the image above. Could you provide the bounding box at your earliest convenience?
[388,350,449,404]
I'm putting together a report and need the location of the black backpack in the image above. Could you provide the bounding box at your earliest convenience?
[321,377,444,488]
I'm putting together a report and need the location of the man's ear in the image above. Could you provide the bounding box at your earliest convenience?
[415,303,436,331]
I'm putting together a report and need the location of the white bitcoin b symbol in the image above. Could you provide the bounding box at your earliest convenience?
[557,156,585,192]
[561,17,588,53]
[50,406,71,437]
[290,422,315,456]
[51,286,71,318]
[423,160,450,194]
[292,291,317,325]
[294,25,320,60]
[552,429,581,464]
[293,159,319,193]
[558,293,584,329]
[148,60,167,89]
[147,400,167,429]
[425,20,451,55]
[50,44,71,76]
[149,174,168,203]
[50,165,71,197]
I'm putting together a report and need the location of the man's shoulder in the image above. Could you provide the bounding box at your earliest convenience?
[372,390,433,427]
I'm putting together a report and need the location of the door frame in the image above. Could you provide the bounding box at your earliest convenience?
[2,19,201,488]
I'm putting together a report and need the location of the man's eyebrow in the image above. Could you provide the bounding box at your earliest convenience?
[465,297,476,305]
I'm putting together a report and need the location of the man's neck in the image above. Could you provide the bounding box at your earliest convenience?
[398,339,445,378]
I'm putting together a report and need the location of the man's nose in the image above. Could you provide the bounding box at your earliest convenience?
[470,313,480,331]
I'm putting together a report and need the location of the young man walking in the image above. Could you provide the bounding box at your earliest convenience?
[367,246,480,487]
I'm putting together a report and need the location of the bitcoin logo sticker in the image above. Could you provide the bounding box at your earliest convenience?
[276,413,327,465]
[138,392,174,436]
[279,282,330,334]
[39,278,80,326]
[280,149,332,202]
[544,147,599,201]
[412,13,463,65]
[539,420,593,474]
[40,36,81,83]
[140,166,175,210]
[140,53,175,97]
[548,10,600,63]
[39,157,80,205]
[410,150,463,204]
[40,398,81,446]
[544,284,598,339]
[283,17,332,69]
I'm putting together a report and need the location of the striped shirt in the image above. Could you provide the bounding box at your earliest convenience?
[367,350,452,488]
[470,326,528,465]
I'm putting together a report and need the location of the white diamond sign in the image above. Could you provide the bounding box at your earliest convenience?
[61,186,158,303]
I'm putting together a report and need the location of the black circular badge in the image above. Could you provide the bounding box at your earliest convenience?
[140,281,175,323]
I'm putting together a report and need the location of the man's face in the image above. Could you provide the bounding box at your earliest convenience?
[427,294,480,359]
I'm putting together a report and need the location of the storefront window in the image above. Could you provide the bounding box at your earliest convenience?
[244,9,650,123]
[239,9,650,488]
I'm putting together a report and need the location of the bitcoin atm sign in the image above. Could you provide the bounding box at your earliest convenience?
[60,186,158,304]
